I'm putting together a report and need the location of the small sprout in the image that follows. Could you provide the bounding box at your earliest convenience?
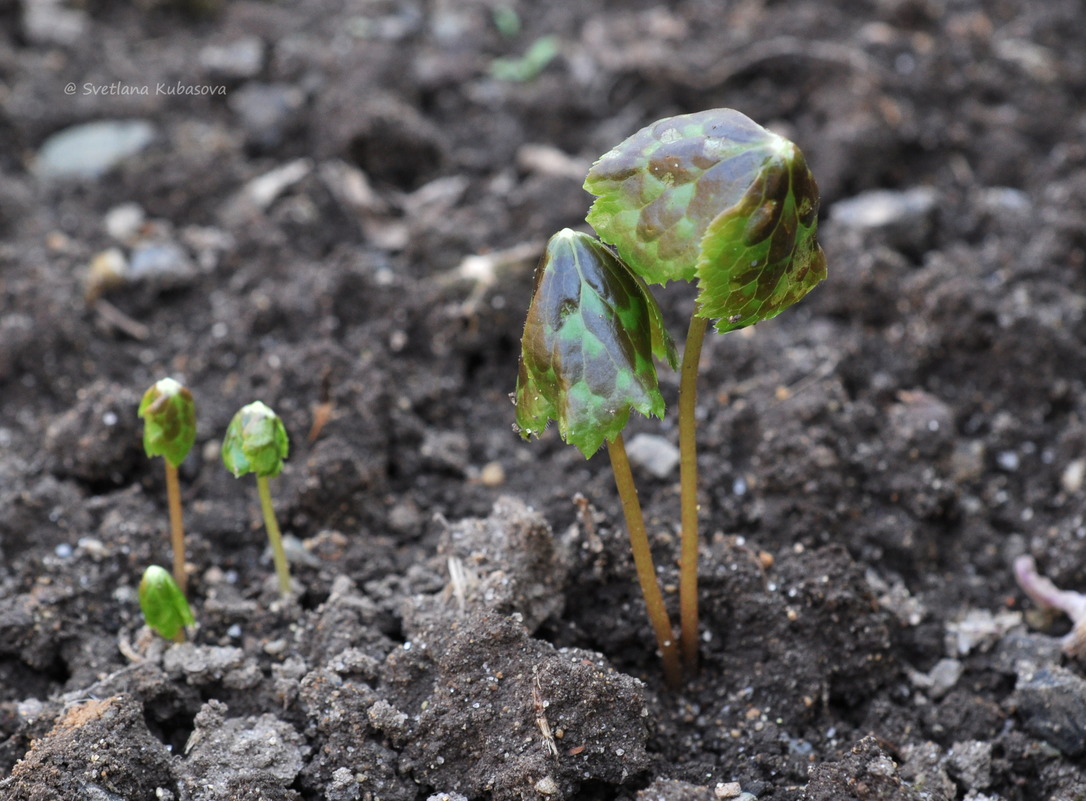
[490,35,560,82]
[516,229,681,687]
[138,377,196,594]
[139,564,195,642]
[491,6,521,38]
[1014,555,1086,656]
[223,401,292,596]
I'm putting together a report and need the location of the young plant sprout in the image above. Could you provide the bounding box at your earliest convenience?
[222,401,292,596]
[139,564,195,642]
[516,228,682,686]
[138,377,197,595]
[517,109,826,683]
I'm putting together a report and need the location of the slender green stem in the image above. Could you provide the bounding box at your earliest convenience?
[679,312,709,674]
[165,462,187,596]
[257,475,292,596]
[608,433,682,688]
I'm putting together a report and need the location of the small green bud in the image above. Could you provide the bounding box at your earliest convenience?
[222,401,290,478]
[138,378,197,468]
[139,565,195,640]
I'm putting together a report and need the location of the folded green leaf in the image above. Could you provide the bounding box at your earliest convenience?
[584,108,826,331]
[138,377,197,468]
[695,141,825,332]
[516,229,676,458]
[139,565,195,640]
[222,401,290,478]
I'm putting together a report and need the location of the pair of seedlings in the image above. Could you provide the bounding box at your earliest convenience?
[515,109,827,686]
[137,381,291,641]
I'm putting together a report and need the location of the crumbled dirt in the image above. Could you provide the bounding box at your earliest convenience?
[4,1,1086,799]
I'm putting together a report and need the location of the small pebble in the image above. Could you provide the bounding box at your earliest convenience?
[624,433,680,479]
[478,461,505,487]
[996,450,1020,472]
[946,609,1022,656]
[1061,459,1086,494]
[534,776,558,796]
[927,658,964,699]
[105,203,147,243]
[35,120,156,180]
[128,242,197,287]
[830,187,937,230]
[22,0,88,45]
[199,36,265,79]
[1016,664,1086,756]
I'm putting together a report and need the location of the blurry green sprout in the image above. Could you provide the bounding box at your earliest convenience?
[490,35,559,82]
[516,109,826,684]
[223,401,292,596]
[139,564,195,642]
[491,6,521,38]
[138,377,197,595]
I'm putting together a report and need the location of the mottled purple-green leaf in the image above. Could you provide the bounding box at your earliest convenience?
[138,377,197,468]
[516,229,677,458]
[222,401,290,478]
[139,564,195,640]
[584,108,826,333]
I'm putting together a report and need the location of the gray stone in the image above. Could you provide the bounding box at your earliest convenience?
[35,120,155,180]
[625,433,680,479]
[927,658,964,699]
[128,242,198,287]
[829,186,938,251]
[199,36,265,80]
[993,631,1064,674]
[947,740,992,790]
[831,187,938,231]
[229,82,305,150]
[1015,664,1086,755]
[22,0,88,46]
[104,203,146,243]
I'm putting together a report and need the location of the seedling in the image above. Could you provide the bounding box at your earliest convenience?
[222,401,292,596]
[138,377,197,594]
[516,228,682,686]
[139,564,195,642]
[517,109,826,682]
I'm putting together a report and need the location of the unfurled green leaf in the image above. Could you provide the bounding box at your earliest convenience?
[516,229,676,459]
[138,377,197,468]
[584,108,826,332]
[222,401,289,478]
[139,564,195,640]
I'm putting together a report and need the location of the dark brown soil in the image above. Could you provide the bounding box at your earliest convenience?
[4,1,1086,799]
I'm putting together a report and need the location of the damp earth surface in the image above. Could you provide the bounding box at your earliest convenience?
[4,1,1086,800]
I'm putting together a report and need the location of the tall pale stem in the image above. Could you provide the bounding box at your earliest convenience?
[257,475,292,596]
[679,313,709,674]
[608,433,682,688]
[165,462,187,595]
